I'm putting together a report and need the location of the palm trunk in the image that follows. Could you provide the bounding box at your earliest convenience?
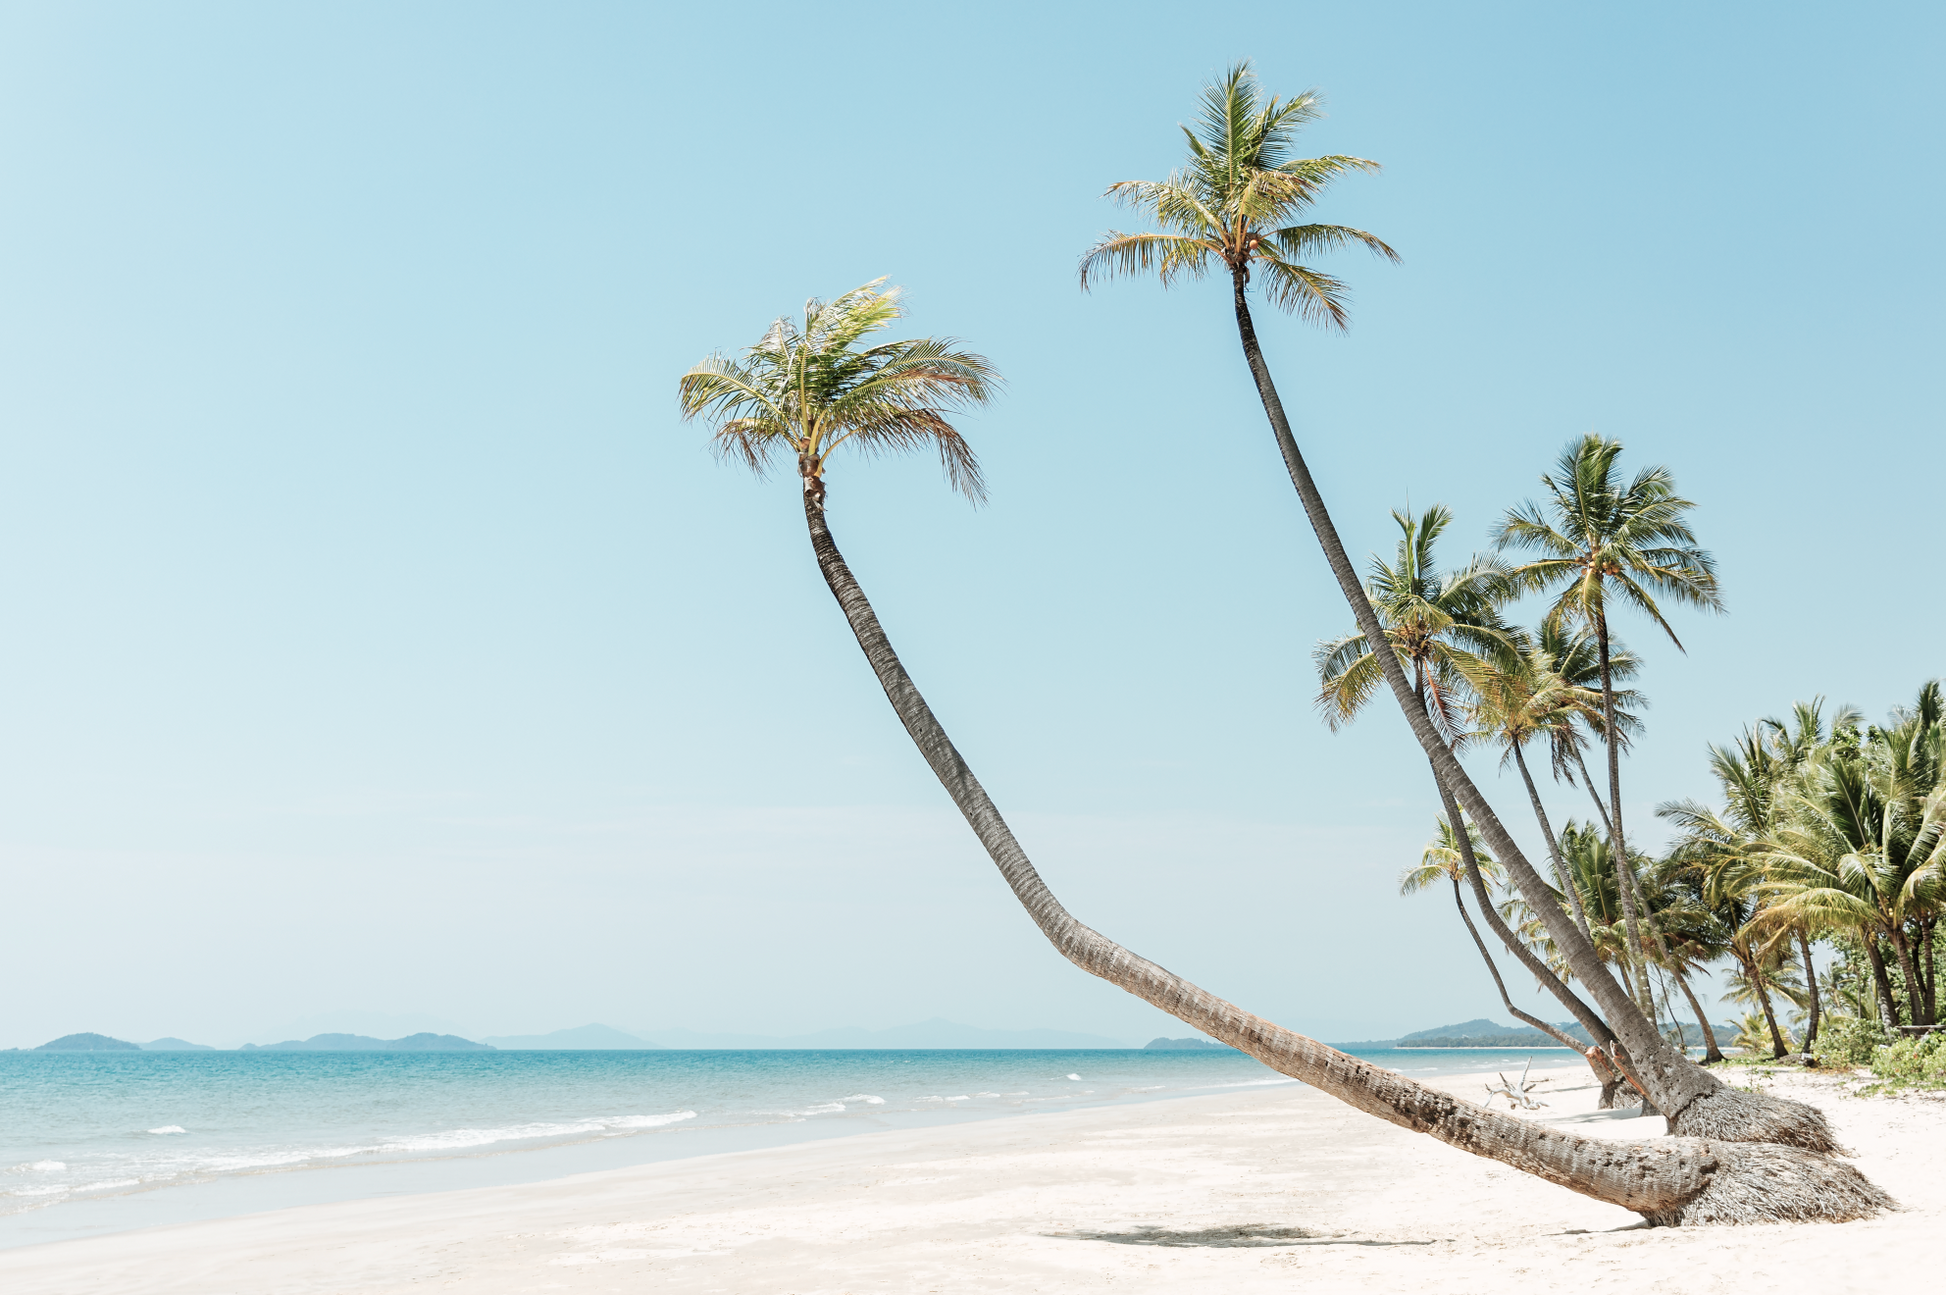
[1746,954,1790,1058]
[1571,746,1617,838]
[1914,919,1930,1028]
[1864,932,1902,1028]
[1225,278,1846,1151]
[1889,923,1926,1027]
[1672,968,1724,1063]
[1513,744,1594,946]
[799,484,1884,1223]
[1431,769,1645,1108]
[1593,610,1654,1017]
[1446,875,1589,1054]
[1795,928,1821,1050]
[1426,761,1626,1057]
[1567,744,1658,1019]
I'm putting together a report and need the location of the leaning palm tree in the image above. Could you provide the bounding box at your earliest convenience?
[1076,63,1830,1152]
[681,280,1885,1222]
[1496,434,1723,988]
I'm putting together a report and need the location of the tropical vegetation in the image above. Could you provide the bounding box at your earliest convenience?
[679,62,1894,1225]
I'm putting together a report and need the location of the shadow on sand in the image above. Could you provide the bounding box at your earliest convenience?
[1047,1224,1434,1249]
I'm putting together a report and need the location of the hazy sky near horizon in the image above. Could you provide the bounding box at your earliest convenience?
[0,2,1940,1049]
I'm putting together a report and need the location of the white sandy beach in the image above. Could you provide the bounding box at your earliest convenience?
[4,1063,1937,1294]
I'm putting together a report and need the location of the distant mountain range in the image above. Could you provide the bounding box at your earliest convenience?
[24,1016,1729,1055]
[1329,1018,1736,1049]
[241,1032,492,1052]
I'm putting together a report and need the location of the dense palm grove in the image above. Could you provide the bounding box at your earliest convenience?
[1323,446,1945,1079]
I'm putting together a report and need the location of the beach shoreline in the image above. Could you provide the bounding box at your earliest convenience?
[1,1061,1935,1293]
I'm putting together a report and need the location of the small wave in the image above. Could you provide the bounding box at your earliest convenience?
[15,1161,66,1173]
[838,1094,885,1105]
[8,1185,70,1197]
[147,1126,187,1135]
[73,1179,141,1192]
[602,1112,696,1130]
[1066,1073,1081,1081]
[1196,1077,1301,1090]
[974,1092,999,1098]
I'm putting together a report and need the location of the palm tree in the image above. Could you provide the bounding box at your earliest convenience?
[1760,692,1946,1029]
[1404,817,1591,1053]
[1496,434,1723,989]
[1314,505,1512,742]
[1470,624,1635,946]
[1072,62,1817,1146]
[682,281,1885,1221]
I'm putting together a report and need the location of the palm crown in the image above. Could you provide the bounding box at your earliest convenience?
[1077,61,1397,325]
[1314,505,1512,743]
[677,281,1001,506]
[1470,624,1640,780]
[1495,434,1722,646]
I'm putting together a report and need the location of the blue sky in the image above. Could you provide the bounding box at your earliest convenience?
[0,2,1939,1047]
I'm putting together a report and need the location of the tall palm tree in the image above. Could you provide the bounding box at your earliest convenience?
[681,281,1884,1221]
[1314,504,1512,742]
[1073,62,1820,1145]
[1496,434,1722,991]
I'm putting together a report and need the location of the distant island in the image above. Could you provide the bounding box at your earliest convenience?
[1329,1018,1733,1049]
[1143,1037,1237,1051]
[35,1032,141,1051]
[241,1032,494,1052]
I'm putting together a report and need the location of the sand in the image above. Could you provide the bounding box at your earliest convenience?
[3,1062,1937,1293]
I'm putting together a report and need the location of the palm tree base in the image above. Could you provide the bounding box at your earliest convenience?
[1666,1085,1843,1155]
[1640,1141,1894,1227]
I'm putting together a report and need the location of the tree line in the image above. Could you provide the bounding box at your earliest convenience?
[677,62,1893,1225]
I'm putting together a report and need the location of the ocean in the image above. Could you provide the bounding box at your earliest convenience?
[0,1045,1583,1248]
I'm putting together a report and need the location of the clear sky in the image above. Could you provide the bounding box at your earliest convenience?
[0,2,1939,1048]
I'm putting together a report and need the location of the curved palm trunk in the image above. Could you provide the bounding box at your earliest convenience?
[799,485,1885,1224]
[1795,928,1821,1050]
[1744,951,1790,1059]
[1431,769,1643,1107]
[1513,744,1594,946]
[1223,275,1841,1152]
[1446,875,1590,1054]
[1673,969,1724,1063]
[1425,762,1630,1053]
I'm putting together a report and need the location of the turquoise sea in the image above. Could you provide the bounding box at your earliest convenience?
[0,1045,1583,1248]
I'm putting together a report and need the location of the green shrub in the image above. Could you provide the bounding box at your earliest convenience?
[1868,1032,1946,1091]
[1814,1017,1889,1067]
